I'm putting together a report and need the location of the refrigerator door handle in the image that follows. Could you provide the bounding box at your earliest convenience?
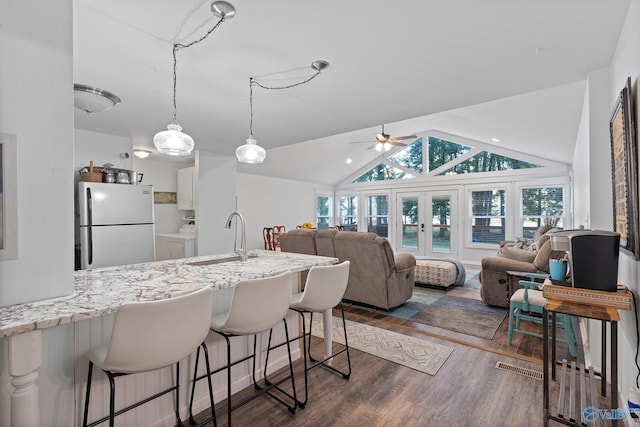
[87,187,93,265]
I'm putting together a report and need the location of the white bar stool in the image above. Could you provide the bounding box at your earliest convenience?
[82,287,215,427]
[189,271,298,427]
[269,260,351,408]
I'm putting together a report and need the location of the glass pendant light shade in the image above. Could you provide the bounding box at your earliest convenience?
[153,123,194,156]
[236,137,266,163]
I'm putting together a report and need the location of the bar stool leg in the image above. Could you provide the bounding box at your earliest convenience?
[82,361,94,427]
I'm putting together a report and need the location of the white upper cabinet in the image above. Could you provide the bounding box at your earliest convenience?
[177,166,195,210]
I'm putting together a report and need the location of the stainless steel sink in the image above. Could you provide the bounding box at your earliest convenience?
[185,254,257,266]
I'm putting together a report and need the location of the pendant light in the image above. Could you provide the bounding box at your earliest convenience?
[236,60,330,164]
[153,1,236,156]
[236,78,267,163]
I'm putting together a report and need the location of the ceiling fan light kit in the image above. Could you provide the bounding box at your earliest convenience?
[352,124,417,151]
[152,1,236,156]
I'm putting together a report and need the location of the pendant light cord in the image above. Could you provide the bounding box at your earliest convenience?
[251,68,322,91]
[171,16,228,124]
[248,67,323,139]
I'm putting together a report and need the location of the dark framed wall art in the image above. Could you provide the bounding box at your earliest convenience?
[610,77,639,259]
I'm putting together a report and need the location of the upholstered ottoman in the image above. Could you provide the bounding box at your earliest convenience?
[414,260,457,288]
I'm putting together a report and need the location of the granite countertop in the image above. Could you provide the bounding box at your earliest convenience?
[0,250,337,338]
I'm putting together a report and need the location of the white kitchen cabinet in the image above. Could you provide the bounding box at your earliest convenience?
[155,234,196,261]
[177,166,195,210]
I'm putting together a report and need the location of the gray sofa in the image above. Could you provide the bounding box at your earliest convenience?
[279,229,416,310]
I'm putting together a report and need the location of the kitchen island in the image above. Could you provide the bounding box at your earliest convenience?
[0,250,337,426]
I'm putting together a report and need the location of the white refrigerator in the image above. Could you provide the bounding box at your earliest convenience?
[77,182,155,269]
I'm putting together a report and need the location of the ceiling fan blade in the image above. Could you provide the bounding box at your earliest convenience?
[391,135,418,141]
[389,141,408,147]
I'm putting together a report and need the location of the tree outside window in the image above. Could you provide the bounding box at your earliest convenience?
[316,195,332,229]
[521,187,564,238]
[339,195,358,231]
[366,195,388,237]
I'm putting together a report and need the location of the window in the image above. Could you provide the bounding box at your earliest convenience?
[316,194,332,229]
[521,186,564,238]
[471,189,506,244]
[366,195,388,237]
[428,136,472,172]
[387,138,423,173]
[338,195,358,231]
[352,163,414,183]
[441,152,541,175]
[431,196,451,252]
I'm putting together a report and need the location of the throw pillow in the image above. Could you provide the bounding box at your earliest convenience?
[533,240,553,272]
[500,246,537,263]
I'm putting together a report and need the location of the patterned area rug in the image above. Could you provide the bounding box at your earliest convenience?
[344,270,507,340]
[309,316,454,376]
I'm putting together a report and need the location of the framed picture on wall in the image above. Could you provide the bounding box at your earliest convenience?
[610,77,639,259]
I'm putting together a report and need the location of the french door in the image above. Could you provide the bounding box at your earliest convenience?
[396,190,458,259]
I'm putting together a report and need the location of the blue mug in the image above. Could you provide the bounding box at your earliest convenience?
[549,259,568,280]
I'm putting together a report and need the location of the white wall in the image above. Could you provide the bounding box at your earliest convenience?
[73,128,132,173]
[0,0,74,307]
[572,0,640,408]
[133,156,192,234]
[196,151,237,255]
[607,0,640,406]
[0,1,76,425]
[572,87,591,230]
[237,173,326,250]
[586,68,614,231]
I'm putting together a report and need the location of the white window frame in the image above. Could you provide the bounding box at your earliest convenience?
[315,192,334,229]
[516,181,570,238]
[336,192,359,231]
[363,190,391,239]
[466,184,510,248]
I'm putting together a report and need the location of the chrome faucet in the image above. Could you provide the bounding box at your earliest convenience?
[225,211,248,261]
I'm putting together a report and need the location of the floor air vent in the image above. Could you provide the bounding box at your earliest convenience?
[495,361,543,380]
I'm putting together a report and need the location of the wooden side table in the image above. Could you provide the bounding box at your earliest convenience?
[543,298,625,426]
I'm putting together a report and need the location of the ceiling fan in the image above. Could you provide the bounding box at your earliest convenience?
[352,125,417,152]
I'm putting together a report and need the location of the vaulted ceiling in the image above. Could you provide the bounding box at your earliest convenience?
[74,0,630,184]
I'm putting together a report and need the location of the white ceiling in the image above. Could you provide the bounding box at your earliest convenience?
[73,0,630,185]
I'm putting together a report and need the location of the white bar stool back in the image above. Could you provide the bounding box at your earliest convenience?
[82,287,215,427]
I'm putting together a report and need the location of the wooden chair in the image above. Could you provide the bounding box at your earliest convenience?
[507,278,577,357]
[263,227,274,250]
[273,225,286,250]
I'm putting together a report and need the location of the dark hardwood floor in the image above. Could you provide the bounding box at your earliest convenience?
[189,268,600,427]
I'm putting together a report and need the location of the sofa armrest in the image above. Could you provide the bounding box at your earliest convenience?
[394,253,416,271]
[480,256,538,274]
